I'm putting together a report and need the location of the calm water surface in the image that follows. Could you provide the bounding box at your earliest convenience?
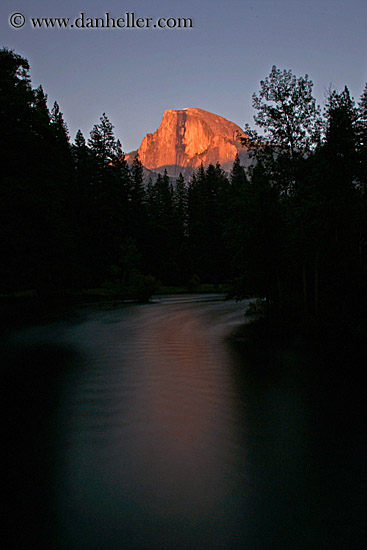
[3,295,364,549]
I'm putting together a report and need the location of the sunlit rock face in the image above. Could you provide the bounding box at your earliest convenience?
[126,108,249,177]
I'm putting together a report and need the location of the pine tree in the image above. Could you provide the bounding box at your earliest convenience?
[230,154,248,188]
[84,113,130,279]
[0,49,77,292]
[174,172,188,237]
[314,87,360,319]
[130,153,145,204]
[88,113,120,165]
[187,163,230,283]
[357,84,367,188]
[51,101,69,139]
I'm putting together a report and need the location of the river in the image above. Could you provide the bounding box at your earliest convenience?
[3,295,364,549]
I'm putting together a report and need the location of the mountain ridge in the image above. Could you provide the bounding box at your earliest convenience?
[126,107,249,178]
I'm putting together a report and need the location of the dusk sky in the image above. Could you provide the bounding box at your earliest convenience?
[2,0,367,153]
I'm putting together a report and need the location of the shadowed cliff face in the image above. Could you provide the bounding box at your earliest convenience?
[126,108,249,177]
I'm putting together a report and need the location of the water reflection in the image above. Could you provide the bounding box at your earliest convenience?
[3,295,364,549]
[119,311,242,517]
[54,298,249,549]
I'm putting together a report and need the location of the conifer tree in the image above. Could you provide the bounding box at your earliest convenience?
[229,153,245,185]
[85,114,130,278]
[0,49,76,292]
[174,172,188,237]
[88,113,120,165]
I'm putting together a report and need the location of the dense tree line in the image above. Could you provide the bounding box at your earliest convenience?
[0,48,234,298]
[1,49,367,333]
[232,66,367,333]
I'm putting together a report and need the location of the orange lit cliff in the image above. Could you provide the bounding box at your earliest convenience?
[126,108,248,177]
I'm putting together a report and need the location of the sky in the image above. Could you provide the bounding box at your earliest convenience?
[1,0,367,153]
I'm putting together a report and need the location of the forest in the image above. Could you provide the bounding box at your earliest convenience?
[1,48,367,340]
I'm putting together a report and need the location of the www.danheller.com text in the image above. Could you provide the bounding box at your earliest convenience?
[9,11,194,30]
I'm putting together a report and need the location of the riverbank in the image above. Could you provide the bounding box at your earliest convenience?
[231,311,367,365]
[0,284,231,330]
[230,312,366,445]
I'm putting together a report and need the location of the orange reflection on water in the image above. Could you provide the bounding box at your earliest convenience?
[125,307,237,518]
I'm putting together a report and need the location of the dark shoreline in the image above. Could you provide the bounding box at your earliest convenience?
[0,285,232,330]
[3,289,367,362]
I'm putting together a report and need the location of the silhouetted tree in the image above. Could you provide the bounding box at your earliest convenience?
[88,112,121,166]
[128,154,147,250]
[174,172,188,236]
[187,163,230,283]
[242,65,322,194]
[0,48,76,292]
